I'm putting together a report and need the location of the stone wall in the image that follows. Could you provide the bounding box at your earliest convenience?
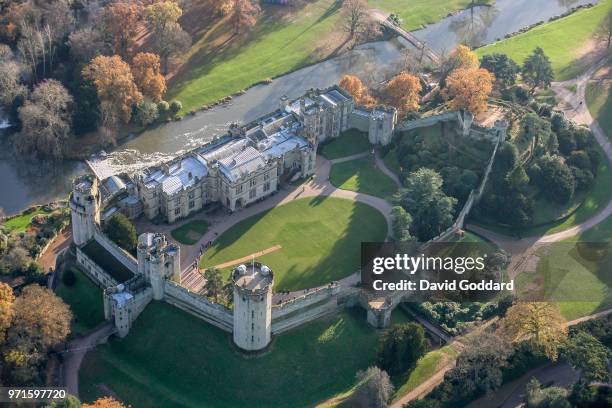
[163,281,233,332]
[93,230,138,274]
[396,111,458,133]
[76,246,119,289]
[271,286,360,334]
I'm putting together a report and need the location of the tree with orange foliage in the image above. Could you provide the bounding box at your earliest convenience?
[443,67,494,115]
[102,2,143,58]
[441,44,479,81]
[338,75,375,106]
[385,72,422,115]
[131,53,166,102]
[82,396,126,408]
[231,0,261,34]
[83,55,143,124]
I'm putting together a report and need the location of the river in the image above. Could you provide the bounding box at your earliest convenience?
[0,0,597,215]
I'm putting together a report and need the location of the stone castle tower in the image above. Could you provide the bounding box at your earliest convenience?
[232,262,273,351]
[70,175,101,246]
[137,233,181,300]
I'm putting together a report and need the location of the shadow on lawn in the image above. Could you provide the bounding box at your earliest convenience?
[169,0,340,100]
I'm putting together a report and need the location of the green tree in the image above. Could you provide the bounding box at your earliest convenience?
[522,47,554,93]
[377,322,427,376]
[526,378,571,408]
[561,331,611,383]
[533,155,575,204]
[398,168,457,242]
[446,333,512,396]
[104,213,137,251]
[203,267,223,302]
[480,53,520,88]
[391,206,413,242]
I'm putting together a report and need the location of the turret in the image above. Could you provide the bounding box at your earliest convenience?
[137,232,181,300]
[70,175,101,246]
[232,262,273,351]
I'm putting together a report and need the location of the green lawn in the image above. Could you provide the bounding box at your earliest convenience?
[367,0,493,31]
[201,197,387,292]
[80,302,411,408]
[514,215,612,320]
[168,0,342,113]
[55,267,105,335]
[170,219,208,245]
[477,0,612,81]
[2,208,49,233]
[330,157,398,198]
[319,130,371,160]
[586,79,612,139]
[392,345,459,402]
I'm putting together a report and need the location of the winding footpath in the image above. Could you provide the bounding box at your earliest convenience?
[176,150,396,292]
[466,57,612,271]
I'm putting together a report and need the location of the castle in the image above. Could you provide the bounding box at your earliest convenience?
[95,86,397,224]
[71,86,507,351]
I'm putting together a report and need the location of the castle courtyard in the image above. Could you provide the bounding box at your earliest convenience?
[199,197,387,292]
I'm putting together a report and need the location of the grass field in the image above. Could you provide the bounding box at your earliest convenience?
[55,267,104,335]
[80,302,411,408]
[586,79,612,139]
[319,130,371,160]
[514,215,612,320]
[392,346,459,402]
[367,0,493,31]
[201,197,387,291]
[170,220,208,245]
[476,0,612,81]
[329,157,398,199]
[2,208,49,233]
[168,0,342,113]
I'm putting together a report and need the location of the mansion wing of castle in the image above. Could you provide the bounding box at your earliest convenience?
[95,86,397,224]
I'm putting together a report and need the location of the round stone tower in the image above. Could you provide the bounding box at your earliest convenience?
[70,175,100,246]
[232,262,274,351]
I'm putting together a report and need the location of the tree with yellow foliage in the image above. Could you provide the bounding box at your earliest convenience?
[384,72,422,115]
[0,282,14,343]
[338,75,375,106]
[132,53,167,102]
[83,396,126,408]
[83,55,143,124]
[443,67,494,115]
[500,302,567,360]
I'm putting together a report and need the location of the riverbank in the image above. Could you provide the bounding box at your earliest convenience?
[476,0,611,81]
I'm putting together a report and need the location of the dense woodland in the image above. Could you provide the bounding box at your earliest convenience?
[0,0,276,161]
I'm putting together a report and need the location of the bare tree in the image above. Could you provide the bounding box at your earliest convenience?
[16,79,73,160]
[348,367,394,408]
[67,27,108,64]
[596,10,612,49]
[0,60,26,107]
[341,0,368,40]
